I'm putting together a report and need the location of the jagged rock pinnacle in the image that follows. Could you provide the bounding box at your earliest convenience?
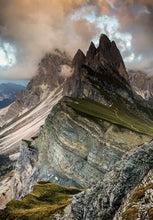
[98,34,111,51]
[86,41,97,64]
[72,49,85,69]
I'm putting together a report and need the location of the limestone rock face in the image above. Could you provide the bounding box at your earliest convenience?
[128,70,153,102]
[63,141,153,220]
[0,50,72,127]
[114,168,153,220]
[0,50,72,155]
[12,97,151,200]
[64,35,133,107]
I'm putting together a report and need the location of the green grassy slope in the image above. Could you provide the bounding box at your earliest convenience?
[0,182,82,220]
[67,97,153,137]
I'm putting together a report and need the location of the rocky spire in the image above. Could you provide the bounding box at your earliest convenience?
[72,49,85,69]
[98,34,112,52]
[97,34,129,81]
[85,41,97,64]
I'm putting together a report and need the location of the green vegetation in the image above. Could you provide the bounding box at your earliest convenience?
[130,183,153,202]
[0,182,82,220]
[148,207,153,218]
[67,96,153,137]
[122,207,139,220]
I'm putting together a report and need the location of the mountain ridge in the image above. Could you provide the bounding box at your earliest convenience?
[0,34,153,219]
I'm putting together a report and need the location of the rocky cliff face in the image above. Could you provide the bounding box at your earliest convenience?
[11,35,153,201]
[63,140,153,220]
[12,97,151,199]
[0,50,72,127]
[0,50,72,155]
[128,70,153,102]
[114,168,153,220]
[64,34,131,104]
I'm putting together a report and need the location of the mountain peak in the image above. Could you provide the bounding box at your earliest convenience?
[85,41,96,64]
[96,34,128,81]
[72,49,85,69]
[98,34,111,51]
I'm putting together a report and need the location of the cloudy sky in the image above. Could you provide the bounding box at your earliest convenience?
[0,0,152,80]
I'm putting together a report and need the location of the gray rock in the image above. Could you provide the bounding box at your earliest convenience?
[63,140,153,219]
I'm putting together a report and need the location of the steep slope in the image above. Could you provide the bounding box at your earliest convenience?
[114,168,153,220]
[64,34,131,102]
[11,34,153,201]
[0,182,82,220]
[0,50,72,155]
[0,83,25,109]
[63,140,153,220]
[128,70,153,102]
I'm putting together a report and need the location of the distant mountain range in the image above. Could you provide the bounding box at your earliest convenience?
[0,83,25,109]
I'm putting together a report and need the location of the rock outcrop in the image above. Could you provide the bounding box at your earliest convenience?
[128,70,153,102]
[63,141,153,220]
[114,168,153,220]
[0,50,72,155]
[64,34,131,103]
[0,50,72,127]
[11,34,153,202]
[12,96,152,200]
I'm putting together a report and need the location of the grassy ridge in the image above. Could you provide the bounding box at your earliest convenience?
[67,97,153,137]
[0,182,82,220]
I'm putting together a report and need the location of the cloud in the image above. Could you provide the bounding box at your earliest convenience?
[0,0,152,79]
[0,0,91,79]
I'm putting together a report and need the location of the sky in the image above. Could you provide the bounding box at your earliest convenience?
[0,0,152,80]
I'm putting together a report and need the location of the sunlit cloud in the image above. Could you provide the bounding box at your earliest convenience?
[0,0,152,79]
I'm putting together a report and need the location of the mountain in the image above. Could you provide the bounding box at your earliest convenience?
[128,70,153,102]
[0,83,25,109]
[1,34,153,219]
[0,50,72,155]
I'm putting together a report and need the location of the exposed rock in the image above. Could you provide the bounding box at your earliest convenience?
[72,49,85,70]
[128,70,153,102]
[85,41,96,64]
[114,168,153,220]
[63,141,153,220]
[0,50,72,154]
[0,50,72,127]
[64,34,132,105]
[12,97,151,200]
[13,140,38,199]
[0,171,14,209]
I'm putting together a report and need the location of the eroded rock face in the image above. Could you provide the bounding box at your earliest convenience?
[0,50,72,127]
[114,168,153,220]
[0,50,72,155]
[63,141,153,220]
[12,97,151,200]
[64,34,132,104]
[128,70,153,102]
